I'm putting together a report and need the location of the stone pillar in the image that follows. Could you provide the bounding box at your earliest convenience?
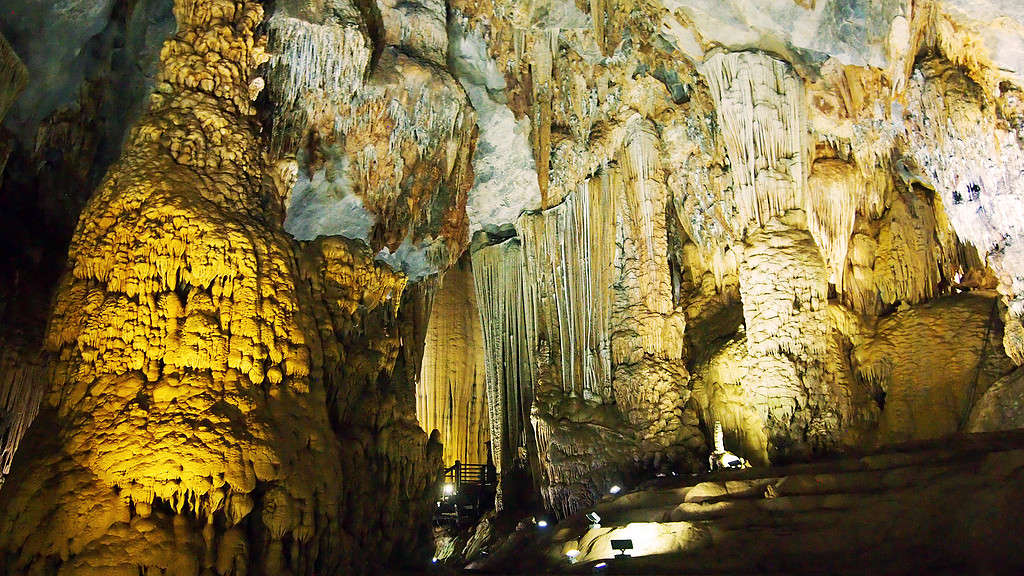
[701,51,838,460]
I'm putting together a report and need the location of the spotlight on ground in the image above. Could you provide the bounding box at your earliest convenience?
[537,519,549,528]
[611,539,633,558]
[442,483,455,497]
[566,548,580,563]
[585,512,601,527]
[594,561,608,569]
[609,485,621,494]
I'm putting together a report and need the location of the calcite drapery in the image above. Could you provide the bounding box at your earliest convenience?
[417,256,490,467]
[519,175,615,403]
[471,238,539,510]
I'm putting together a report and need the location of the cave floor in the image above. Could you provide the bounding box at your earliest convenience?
[460,431,1024,575]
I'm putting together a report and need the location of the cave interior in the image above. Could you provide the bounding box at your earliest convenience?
[2,0,1024,574]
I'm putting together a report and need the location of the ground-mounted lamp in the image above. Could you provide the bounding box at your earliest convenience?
[566,548,580,564]
[586,511,601,528]
[611,539,633,558]
[609,485,621,494]
[442,482,456,497]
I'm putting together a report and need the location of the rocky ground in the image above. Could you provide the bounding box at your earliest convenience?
[460,431,1024,575]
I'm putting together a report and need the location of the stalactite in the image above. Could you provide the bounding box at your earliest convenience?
[417,257,490,466]
[531,29,559,207]
[590,0,606,54]
[519,173,615,401]
[265,11,370,147]
[0,348,44,492]
[806,159,887,290]
[265,0,476,274]
[472,239,536,509]
[701,51,808,237]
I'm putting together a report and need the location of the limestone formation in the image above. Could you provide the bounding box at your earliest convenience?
[0,2,438,573]
[968,367,1024,433]
[471,238,540,510]
[417,256,490,467]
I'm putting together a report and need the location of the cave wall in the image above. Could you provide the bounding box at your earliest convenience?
[449,0,1024,516]
[0,31,32,493]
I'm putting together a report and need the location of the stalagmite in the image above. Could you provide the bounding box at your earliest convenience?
[0,2,438,573]
[738,218,836,457]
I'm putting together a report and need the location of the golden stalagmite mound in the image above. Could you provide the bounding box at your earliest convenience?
[0,1,439,574]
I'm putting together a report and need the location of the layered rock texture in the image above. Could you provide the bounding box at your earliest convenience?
[3,0,1024,573]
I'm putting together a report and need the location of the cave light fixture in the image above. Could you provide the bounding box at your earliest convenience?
[594,561,608,569]
[609,484,621,494]
[442,482,455,497]
[566,548,580,563]
[611,538,634,558]
[537,519,549,528]
[586,511,602,528]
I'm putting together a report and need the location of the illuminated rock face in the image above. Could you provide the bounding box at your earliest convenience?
[0,1,439,573]
[417,256,489,467]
